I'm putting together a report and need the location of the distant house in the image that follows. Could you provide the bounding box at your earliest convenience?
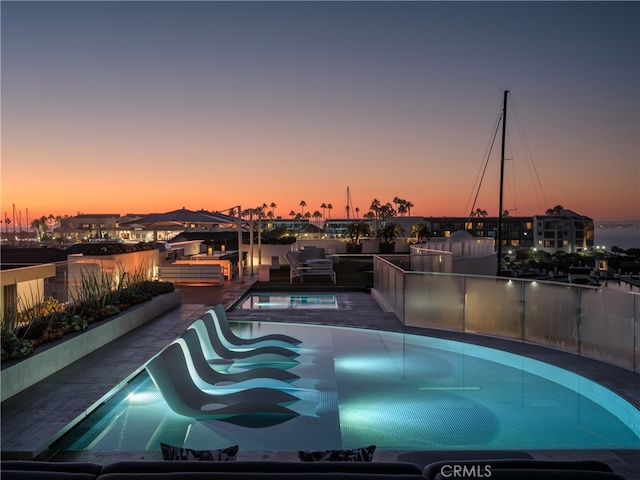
[424,209,594,254]
[54,214,120,242]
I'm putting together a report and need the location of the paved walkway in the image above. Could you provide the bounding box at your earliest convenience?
[1,276,638,478]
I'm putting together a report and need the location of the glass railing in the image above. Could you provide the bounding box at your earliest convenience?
[373,255,639,373]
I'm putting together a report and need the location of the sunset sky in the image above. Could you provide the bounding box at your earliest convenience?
[2,1,638,223]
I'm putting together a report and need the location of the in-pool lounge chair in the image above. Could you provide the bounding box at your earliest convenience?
[173,329,304,390]
[145,343,304,423]
[212,304,302,347]
[201,308,300,356]
[188,319,301,367]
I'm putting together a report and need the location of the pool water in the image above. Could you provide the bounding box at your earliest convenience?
[237,294,338,309]
[51,323,640,452]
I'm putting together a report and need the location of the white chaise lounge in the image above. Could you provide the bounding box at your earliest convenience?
[284,250,336,285]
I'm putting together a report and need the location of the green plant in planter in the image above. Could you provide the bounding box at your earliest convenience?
[102,305,121,317]
[1,329,34,360]
[347,221,371,254]
[410,223,431,244]
[378,222,405,253]
[69,315,88,332]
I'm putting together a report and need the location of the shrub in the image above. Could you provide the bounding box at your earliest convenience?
[1,329,34,361]
[2,265,173,362]
[103,305,120,317]
[69,315,88,332]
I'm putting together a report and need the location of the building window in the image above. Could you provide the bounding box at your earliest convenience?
[544,240,555,248]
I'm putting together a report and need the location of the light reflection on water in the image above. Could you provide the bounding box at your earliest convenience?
[51,323,640,452]
[237,294,339,310]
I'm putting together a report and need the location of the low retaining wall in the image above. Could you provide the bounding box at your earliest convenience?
[0,289,181,402]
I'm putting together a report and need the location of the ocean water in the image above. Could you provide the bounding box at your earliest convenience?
[594,228,640,250]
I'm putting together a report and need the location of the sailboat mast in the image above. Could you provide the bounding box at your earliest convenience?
[497,90,509,276]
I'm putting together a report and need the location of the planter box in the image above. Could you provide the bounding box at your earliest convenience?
[0,289,181,402]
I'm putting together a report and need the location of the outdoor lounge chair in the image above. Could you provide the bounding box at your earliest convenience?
[202,308,300,356]
[211,304,302,347]
[188,319,301,367]
[173,329,304,390]
[200,310,300,357]
[285,250,336,285]
[144,343,304,422]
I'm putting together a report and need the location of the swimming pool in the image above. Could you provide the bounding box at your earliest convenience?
[51,322,640,452]
[237,294,339,310]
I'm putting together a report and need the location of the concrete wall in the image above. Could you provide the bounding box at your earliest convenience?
[1,264,56,318]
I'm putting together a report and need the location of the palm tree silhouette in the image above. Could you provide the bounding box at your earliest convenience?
[405,201,414,216]
[312,210,322,227]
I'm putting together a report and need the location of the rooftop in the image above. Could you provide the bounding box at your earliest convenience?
[1,271,638,477]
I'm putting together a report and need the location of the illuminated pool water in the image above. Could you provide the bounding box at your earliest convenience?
[52,323,640,452]
[237,294,339,309]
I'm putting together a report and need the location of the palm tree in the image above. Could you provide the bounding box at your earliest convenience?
[472,208,488,218]
[30,218,45,240]
[312,210,322,227]
[355,207,360,218]
[347,220,371,252]
[398,202,407,216]
[327,203,333,220]
[269,202,277,219]
[379,222,405,253]
[369,198,381,218]
[411,224,431,244]
[546,205,564,216]
[378,202,396,223]
[299,200,307,217]
[320,203,327,220]
[405,201,414,216]
[289,210,296,220]
[393,197,401,213]
[345,205,350,219]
